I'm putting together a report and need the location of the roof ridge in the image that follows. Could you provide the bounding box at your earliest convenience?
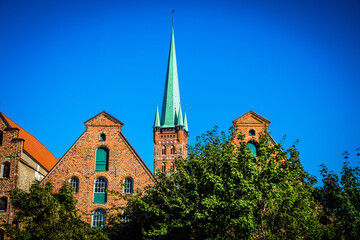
[232,110,271,123]
[84,111,124,125]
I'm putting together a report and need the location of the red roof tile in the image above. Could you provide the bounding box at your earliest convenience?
[1,112,57,171]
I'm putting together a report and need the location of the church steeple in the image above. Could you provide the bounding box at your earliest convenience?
[160,27,181,128]
[153,25,189,174]
[176,103,184,126]
[153,105,160,128]
[184,110,188,132]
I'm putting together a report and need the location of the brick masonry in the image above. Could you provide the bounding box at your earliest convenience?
[42,111,155,225]
[153,126,188,173]
[0,114,49,226]
[232,110,276,146]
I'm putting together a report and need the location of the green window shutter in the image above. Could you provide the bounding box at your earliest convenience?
[247,142,257,157]
[95,148,108,171]
[93,193,106,203]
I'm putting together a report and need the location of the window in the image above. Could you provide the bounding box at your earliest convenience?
[171,162,175,171]
[93,178,107,203]
[100,134,106,141]
[162,146,166,155]
[0,197,7,211]
[249,129,255,136]
[0,229,4,240]
[70,177,79,194]
[1,162,10,179]
[247,142,257,157]
[170,145,175,154]
[123,178,133,194]
[161,162,166,172]
[0,130,3,146]
[92,209,106,229]
[95,147,109,171]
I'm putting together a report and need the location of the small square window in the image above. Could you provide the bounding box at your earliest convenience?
[100,134,106,141]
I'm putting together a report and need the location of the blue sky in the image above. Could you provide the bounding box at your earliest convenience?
[1,0,359,181]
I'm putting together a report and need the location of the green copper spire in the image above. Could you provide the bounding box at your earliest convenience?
[154,105,160,127]
[184,110,188,132]
[160,27,181,128]
[176,104,184,126]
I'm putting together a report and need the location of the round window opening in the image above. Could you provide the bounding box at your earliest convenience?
[249,130,255,136]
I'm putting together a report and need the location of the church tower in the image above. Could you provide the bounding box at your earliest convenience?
[153,27,189,173]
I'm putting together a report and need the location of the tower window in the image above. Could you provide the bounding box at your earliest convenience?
[94,177,107,203]
[170,145,175,154]
[70,177,79,194]
[249,130,255,136]
[123,178,133,194]
[100,134,106,141]
[1,162,10,179]
[162,146,166,155]
[247,142,257,157]
[0,130,3,146]
[161,162,166,172]
[95,147,109,171]
[92,209,106,229]
[0,197,7,211]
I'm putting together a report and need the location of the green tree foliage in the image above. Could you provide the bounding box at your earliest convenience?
[106,127,321,239]
[2,182,108,240]
[315,150,360,239]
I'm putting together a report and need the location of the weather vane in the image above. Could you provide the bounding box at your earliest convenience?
[172,10,175,25]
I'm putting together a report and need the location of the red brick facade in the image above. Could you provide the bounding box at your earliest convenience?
[0,112,57,227]
[153,126,188,173]
[42,111,154,225]
[232,110,276,146]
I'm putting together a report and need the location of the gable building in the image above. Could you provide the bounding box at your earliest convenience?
[0,112,57,227]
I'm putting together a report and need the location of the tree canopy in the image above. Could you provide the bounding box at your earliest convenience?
[2,128,359,239]
[106,128,323,239]
[2,182,108,240]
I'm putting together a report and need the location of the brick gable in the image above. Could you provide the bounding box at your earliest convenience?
[43,112,154,224]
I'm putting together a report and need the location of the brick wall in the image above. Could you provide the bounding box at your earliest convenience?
[43,112,154,225]
[153,127,188,173]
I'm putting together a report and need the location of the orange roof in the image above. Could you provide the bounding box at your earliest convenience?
[1,112,57,171]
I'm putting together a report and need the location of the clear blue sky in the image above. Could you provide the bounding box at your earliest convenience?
[1,0,359,181]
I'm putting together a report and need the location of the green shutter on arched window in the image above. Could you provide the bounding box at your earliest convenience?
[95,148,108,171]
[247,142,257,157]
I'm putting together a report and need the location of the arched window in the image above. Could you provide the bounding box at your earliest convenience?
[70,177,79,194]
[162,146,166,155]
[249,129,255,136]
[0,130,3,146]
[161,162,166,172]
[95,147,109,171]
[93,177,107,203]
[170,162,175,171]
[100,134,106,141]
[1,162,10,179]
[123,178,133,194]
[92,209,106,229]
[0,197,7,211]
[247,142,257,157]
[170,145,175,154]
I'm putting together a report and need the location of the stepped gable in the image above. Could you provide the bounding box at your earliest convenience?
[0,112,57,171]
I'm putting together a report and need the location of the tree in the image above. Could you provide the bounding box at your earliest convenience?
[106,127,320,239]
[2,182,108,240]
[315,150,360,239]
